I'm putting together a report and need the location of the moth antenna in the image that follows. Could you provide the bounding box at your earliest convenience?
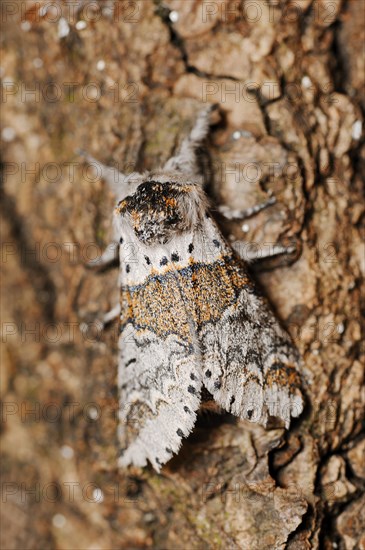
[77,149,127,197]
[163,104,217,178]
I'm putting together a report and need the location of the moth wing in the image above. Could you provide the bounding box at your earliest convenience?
[117,268,202,472]
[199,266,304,427]
[193,219,304,428]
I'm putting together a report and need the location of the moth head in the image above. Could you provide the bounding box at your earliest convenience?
[115,173,206,245]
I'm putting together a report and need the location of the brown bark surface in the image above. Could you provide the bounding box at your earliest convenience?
[1,1,364,549]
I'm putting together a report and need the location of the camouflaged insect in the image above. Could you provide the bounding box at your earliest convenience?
[82,106,303,472]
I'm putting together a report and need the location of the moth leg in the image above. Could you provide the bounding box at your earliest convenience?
[219,196,297,262]
[218,196,276,221]
[103,303,121,326]
[163,104,217,176]
[233,242,297,263]
[86,241,119,269]
[77,149,125,196]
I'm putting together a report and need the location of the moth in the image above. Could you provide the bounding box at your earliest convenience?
[81,105,303,472]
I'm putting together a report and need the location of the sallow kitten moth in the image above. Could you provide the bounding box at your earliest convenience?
[81,105,303,472]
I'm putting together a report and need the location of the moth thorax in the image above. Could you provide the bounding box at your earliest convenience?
[117,180,193,245]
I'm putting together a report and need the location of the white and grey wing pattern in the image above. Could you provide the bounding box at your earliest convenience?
[116,218,204,472]
[117,316,202,471]
[185,213,304,430]
[115,196,303,471]
[197,238,304,428]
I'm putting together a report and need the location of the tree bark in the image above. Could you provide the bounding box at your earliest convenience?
[1,1,364,549]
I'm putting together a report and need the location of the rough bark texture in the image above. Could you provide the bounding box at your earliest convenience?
[1,1,364,549]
